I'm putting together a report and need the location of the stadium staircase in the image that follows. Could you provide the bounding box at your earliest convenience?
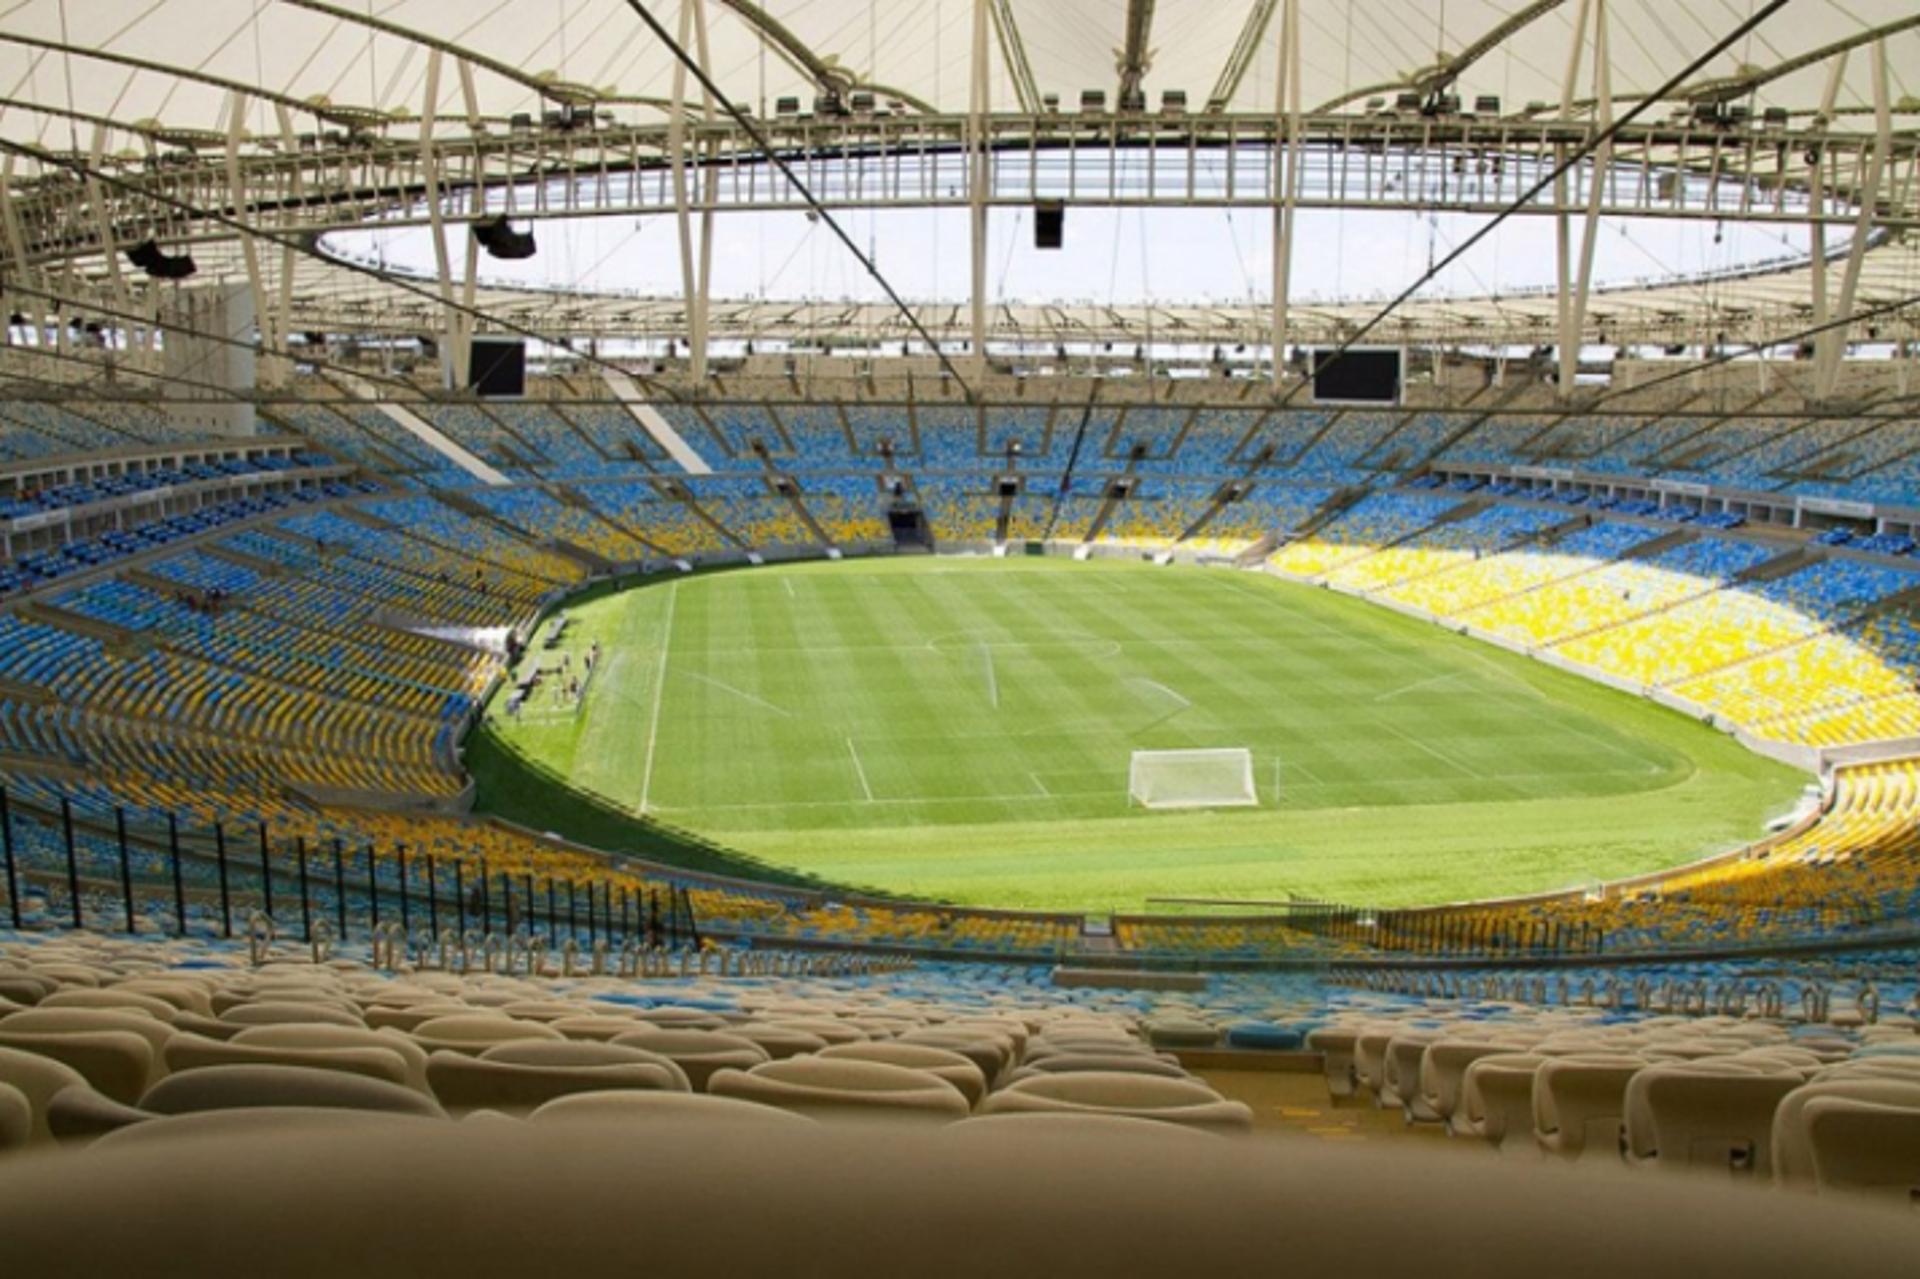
[659,480,749,551]
[1238,485,1370,566]
[1172,484,1236,545]
[546,404,618,463]
[550,485,670,561]
[778,484,834,547]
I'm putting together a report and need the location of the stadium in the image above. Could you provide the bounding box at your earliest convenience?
[0,0,1918,1269]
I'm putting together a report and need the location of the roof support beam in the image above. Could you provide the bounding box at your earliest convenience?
[987,0,1041,115]
[1116,0,1157,105]
[1269,0,1301,388]
[1817,38,1892,401]
[278,0,594,107]
[0,33,362,128]
[1317,0,1569,114]
[1685,15,1920,104]
[1208,0,1278,113]
[709,0,938,114]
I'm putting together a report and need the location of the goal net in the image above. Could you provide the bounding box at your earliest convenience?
[1127,748,1259,810]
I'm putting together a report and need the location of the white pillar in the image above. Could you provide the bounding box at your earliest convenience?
[968,0,991,365]
[1816,40,1889,401]
[1269,0,1300,387]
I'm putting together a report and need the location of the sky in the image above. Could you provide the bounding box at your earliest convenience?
[325,201,1815,312]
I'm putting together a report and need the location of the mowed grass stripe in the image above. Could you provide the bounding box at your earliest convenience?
[474,557,1805,910]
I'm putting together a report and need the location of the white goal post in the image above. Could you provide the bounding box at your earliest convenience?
[1127,748,1260,810]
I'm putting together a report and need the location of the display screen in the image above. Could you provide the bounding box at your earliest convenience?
[1309,347,1401,405]
[469,338,527,398]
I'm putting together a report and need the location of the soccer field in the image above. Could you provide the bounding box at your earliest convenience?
[470,557,1806,911]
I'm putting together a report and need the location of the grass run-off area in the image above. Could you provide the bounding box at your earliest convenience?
[468,556,1807,913]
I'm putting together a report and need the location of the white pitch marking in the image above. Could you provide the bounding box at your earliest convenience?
[1373,673,1459,703]
[1028,771,1052,797]
[980,642,1000,709]
[636,581,678,814]
[685,670,793,718]
[1374,717,1481,779]
[846,736,875,801]
[1137,679,1192,710]
[783,578,796,599]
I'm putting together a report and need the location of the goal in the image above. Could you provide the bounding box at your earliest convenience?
[1127,748,1259,810]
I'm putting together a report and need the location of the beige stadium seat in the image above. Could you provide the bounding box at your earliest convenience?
[1533,1055,1644,1160]
[609,1028,769,1092]
[90,1107,439,1154]
[43,1086,157,1141]
[0,1047,94,1143]
[111,980,215,1019]
[38,989,180,1021]
[978,1072,1253,1133]
[0,1006,174,1081]
[632,1007,732,1032]
[0,973,54,1005]
[546,1015,647,1043]
[0,1027,154,1105]
[1816,1056,1920,1083]
[762,1016,867,1047]
[1622,1063,1802,1175]
[1419,1041,1517,1127]
[1007,1052,1192,1085]
[230,1025,433,1093]
[896,1027,1013,1082]
[1802,1096,1920,1202]
[218,1000,365,1030]
[426,1041,687,1114]
[409,1014,564,1056]
[1305,1026,1366,1098]
[363,1003,486,1033]
[817,1042,988,1106]
[162,1032,412,1088]
[1384,1033,1444,1122]
[530,1090,817,1129]
[1354,1030,1397,1105]
[1142,1016,1219,1051]
[710,1057,971,1122]
[1771,1077,1920,1190]
[140,1064,447,1119]
[724,1022,832,1060]
[6,1106,1920,1277]
[0,1081,31,1152]
[1455,1054,1547,1148]
[945,1112,1224,1143]
[1022,1036,1157,1063]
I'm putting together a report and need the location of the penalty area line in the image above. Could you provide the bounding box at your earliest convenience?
[846,736,875,801]
[685,670,794,718]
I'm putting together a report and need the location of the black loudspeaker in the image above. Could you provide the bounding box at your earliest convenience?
[471,216,537,260]
[125,239,197,280]
[1034,201,1064,250]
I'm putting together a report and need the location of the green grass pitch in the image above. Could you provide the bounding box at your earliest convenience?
[468,556,1806,912]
